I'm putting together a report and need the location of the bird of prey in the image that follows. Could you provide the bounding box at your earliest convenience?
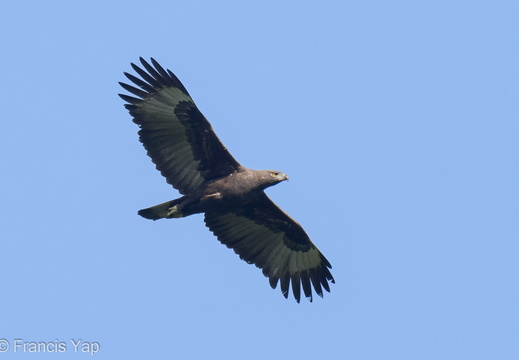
[119,58,334,302]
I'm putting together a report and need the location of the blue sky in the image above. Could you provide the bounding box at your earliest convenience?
[1,1,518,359]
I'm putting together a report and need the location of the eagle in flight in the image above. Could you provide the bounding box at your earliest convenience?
[119,58,334,302]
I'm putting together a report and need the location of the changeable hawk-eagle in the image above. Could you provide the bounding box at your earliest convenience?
[119,58,335,302]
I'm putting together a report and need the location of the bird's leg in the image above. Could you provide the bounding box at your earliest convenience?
[201,192,222,201]
[166,204,184,218]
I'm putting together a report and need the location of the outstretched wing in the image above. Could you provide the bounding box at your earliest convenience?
[204,193,334,302]
[119,57,242,195]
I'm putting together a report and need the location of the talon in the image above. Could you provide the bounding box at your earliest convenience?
[166,205,183,218]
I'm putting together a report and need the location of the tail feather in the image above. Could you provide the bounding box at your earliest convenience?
[138,197,185,220]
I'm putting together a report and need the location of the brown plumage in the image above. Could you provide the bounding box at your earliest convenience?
[119,58,334,302]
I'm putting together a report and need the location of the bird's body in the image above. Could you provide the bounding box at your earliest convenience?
[119,58,334,302]
[139,168,288,219]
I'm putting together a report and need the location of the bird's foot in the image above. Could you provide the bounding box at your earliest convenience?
[166,205,183,218]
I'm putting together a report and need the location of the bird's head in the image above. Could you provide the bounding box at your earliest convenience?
[268,170,289,183]
[259,170,289,189]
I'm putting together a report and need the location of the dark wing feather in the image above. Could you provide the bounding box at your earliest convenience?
[119,57,241,194]
[204,193,334,302]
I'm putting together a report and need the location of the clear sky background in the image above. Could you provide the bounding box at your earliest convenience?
[1,1,518,359]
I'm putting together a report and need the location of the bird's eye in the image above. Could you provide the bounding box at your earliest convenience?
[271,172,279,177]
